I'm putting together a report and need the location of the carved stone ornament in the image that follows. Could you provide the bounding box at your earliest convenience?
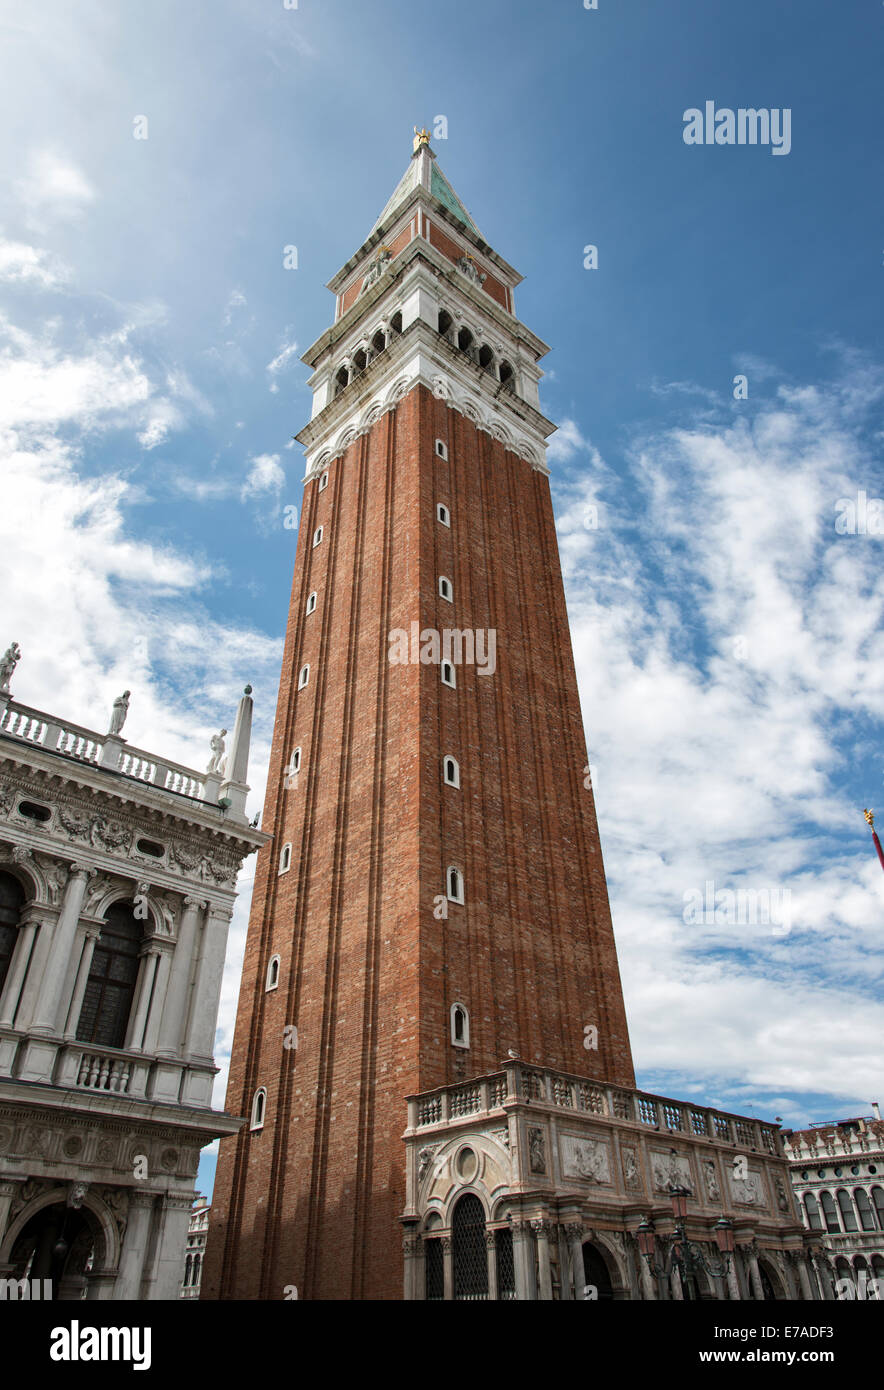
[91,816,133,853]
[101,1187,129,1241]
[0,783,15,816]
[456,254,487,287]
[12,845,33,865]
[67,1182,89,1209]
[528,1126,546,1175]
[418,1145,438,1183]
[57,806,93,841]
[84,873,116,914]
[623,1147,641,1191]
[11,1178,49,1218]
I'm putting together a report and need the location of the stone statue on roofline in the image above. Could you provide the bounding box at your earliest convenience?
[207,729,227,775]
[107,690,131,737]
[0,641,21,696]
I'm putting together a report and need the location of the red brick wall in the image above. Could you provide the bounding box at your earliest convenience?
[428,222,509,309]
[203,385,633,1303]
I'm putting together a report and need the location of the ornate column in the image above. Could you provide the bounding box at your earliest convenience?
[62,925,101,1039]
[156,897,205,1058]
[564,1223,585,1300]
[441,1236,453,1301]
[140,945,174,1055]
[726,1249,742,1301]
[639,1248,658,1301]
[125,944,161,1051]
[0,905,43,1029]
[184,903,233,1060]
[0,1178,25,1250]
[486,1229,499,1301]
[795,1254,815,1300]
[511,1219,533,1300]
[744,1240,765,1300]
[29,863,95,1033]
[114,1191,156,1300]
[532,1219,554,1300]
[402,1234,421,1301]
[670,1261,685,1301]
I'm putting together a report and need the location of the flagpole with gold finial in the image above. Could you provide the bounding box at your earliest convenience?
[863,810,884,873]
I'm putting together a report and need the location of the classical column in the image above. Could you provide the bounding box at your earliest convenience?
[140,945,174,1055]
[744,1241,765,1300]
[486,1230,499,1301]
[0,1179,24,1249]
[62,926,101,1039]
[156,897,205,1058]
[184,904,233,1060]
[639,1250,658,1301]
[565,1223,585,1300]
[114,1191,156,1300]
[532,1219,553,1301]
[0,908,42,1029]
[796,1255,814,1300]
[141,1192,194,1300]
[441,1236,453,1301]
[402,1234,420,1301]
[670,1262,685,1301]
[510,1219,533,1300]
[125,946,160,1051]
[29,864,95,1033]
[726,1251,742,1301]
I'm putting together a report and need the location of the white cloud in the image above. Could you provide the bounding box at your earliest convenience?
[554,358,884,1113]
[16,150,95,225]
[241,451,285,501]
[546,416,592,463]
[0,236,69,289]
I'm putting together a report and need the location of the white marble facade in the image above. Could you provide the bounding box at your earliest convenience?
[0,676,267,1299]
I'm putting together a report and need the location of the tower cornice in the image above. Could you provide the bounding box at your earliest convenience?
[295,315,555,480]
[302,235,550,372]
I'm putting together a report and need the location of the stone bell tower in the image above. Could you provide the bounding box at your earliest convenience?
[203,131,635,1302]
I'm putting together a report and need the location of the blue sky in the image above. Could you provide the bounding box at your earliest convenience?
[0,0,882,1200]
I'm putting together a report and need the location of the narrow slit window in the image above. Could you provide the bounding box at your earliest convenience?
[435,439,448,460]
[298,665,310,690]
[318,471,329,491]
[306,591,317,615]
[250,1088,267,1131]
[266,955,281,991]
[313,526,323,547]
[451,1003,470,1047]
[447,866,464,904]
[279,843,292,875]
[443,756,460,788]
[436,503,450,528]
[441,661,456,688]
[438,576,453,603]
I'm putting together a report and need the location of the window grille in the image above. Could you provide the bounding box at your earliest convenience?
[76,901,142,1049]
[496,1228,516,1300]
[453,1194,488,1300]
[425,1239,444,1301]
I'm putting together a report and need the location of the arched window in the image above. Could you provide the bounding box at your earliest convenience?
[441,661,456,688]
[352,348,367,375]
[184,1253,193,1286]
[498,360,515,391]
[298,665,310,690]
[451,1002,469,1048]
[306,592,317,615]
[334,366,349,398]
[437,309,453,340]
[279,844,292,875]
[872,1254,884,1291]
[76,900,143,1049]
[443,756,460,788]
[478,344,495,372]
[452,1193,488,1300]
[855,1188,876,1231]
[836,1189,858,1231]
[457,326,474,356]
[192,1252,201,1287]
[372,328,387,355]
[819,1190,841,1233]
[447,867,464,904]
[287,748,302,777]
[435,438,448,460]
[390,311,402,335]
[250,1087,267,1131]
[871,1186,884,1230]
[436,503,450,527]
[438,576,453,603]
[266,955,281,991]
[313,526,323,547]
[802,1192,823,1231]
[0,871,25,1001]
[318,471,329,492]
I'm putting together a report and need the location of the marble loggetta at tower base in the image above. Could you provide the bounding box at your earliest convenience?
[203,132,817,1301]
[0,647,267,1299]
